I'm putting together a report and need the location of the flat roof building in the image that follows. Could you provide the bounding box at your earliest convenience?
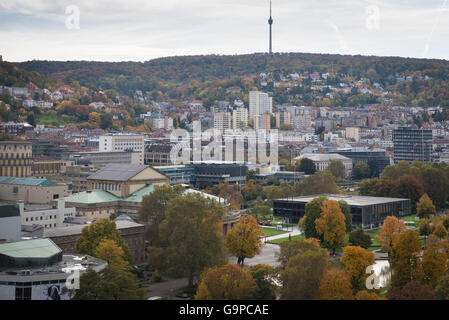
[273,194,411,228]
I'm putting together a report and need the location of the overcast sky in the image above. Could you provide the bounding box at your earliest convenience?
[1,0,449,62]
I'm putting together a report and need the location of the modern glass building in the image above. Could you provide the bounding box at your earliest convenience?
[393,127,433,164]
[273,194,411,229]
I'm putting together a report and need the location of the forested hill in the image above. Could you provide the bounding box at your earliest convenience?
[0,59,53,89]
[8,52,449,107]
[16,52,449,83]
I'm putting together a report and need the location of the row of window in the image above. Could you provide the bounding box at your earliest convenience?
[93,183,121,191]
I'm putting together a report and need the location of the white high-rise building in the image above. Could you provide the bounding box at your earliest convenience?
[214,112,232,132]
[249,91,272,118]
[232,107,248,129]
[99,134,145,164]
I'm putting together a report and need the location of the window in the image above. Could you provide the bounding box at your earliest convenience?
[15,286,31,300]
[12,186,19,194]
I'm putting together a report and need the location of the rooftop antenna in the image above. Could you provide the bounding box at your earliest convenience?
[268,0,273,55]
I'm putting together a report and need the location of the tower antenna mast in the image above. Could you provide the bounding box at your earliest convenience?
[268,0,273,55]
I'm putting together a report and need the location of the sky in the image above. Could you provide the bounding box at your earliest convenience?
[1,0,449,62]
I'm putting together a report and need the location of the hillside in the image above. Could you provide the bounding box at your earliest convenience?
[9,53,449,107]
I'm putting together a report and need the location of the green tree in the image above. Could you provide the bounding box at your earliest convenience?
[338,200,352,233]
[249,264,277,300]
[353,162,371,180]
[280,248,329,300]
[297,158,316,175]
[303,196,328,239]
[159,193,227,287]
[296,171,339,196]
[75,219,132,263]
[276,238,321,271]
[417,193,436,219]
[348,227,372,249]
[328,160,346,181]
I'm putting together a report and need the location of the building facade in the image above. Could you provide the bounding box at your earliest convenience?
[0,141,33,177]
[393,127,433,164]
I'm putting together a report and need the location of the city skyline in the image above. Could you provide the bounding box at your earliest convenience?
[0,0,449,62]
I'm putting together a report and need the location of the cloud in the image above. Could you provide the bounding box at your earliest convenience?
[0,0,449,61]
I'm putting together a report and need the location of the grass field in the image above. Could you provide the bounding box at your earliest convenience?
[262,227,289,237]
[268,234,305,244]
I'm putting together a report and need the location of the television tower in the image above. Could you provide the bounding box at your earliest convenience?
[268,0,273,55]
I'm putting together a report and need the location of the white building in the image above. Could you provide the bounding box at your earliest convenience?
[214,112,232,132]
[20,200,75,229]
[232,107,248,129]
[249,91,272,118]
[99,134,145,164]
[294,153,353,177]
[0,204,21,243]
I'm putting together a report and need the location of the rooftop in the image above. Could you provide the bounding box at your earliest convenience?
[0,203,20,218]
[87,163,148,181]
[275,194,410,206]
[295,153,351,162]
[0,239,61,259]
[43,220,144,238]
[64,190,120,204]
[0,176,56,186]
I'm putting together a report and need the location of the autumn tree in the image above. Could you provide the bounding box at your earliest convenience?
[419,218,432,239]
[341,246,375,293]
[315,269,354,300]
[276,238,321,271]
[354,290,382,300]
[195,264,258,300]
[328,160,346,181]
[302,196,328,240]
[280,247,329,300]
[225,214,265,266]
[375,216,406,256]
[390,230,423,288]
[315,200,346,255]
[348,227,372,249]
[249,264,277,300]
[75,219,132,263]
[387,281,434,300]
[93,239,130,270]
[417,193,436,219]
[422,244,448,288]
[432,223,447,239]
[138,184,184,245]
[435,275,449,300]
[159,193,228,287]
[70,266,145,300]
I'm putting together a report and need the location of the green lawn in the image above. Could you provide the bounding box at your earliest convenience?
[262,227,289,237]
[268,234,304,244]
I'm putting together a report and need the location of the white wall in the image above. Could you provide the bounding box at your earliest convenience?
[0,216,21,243]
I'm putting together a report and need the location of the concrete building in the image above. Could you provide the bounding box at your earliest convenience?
[273,194,411,228]
[214,112,232,132]
[249,91,272,118]
[331,148,391,178]
[42,220,146,264]
[0,204,21,243]
[275,111,291,129]
[393,127,433,164]
[0,140,33,177]
[76,151,142,167]
[232,107,248,130]
[99,134,145,165]
[294,153,353,177]
[19,200,76,229]
[254,114,271,131]
[345,127,361,142]
[0,239,107,300]
[0,177,69,204]
[145,144,174,166]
